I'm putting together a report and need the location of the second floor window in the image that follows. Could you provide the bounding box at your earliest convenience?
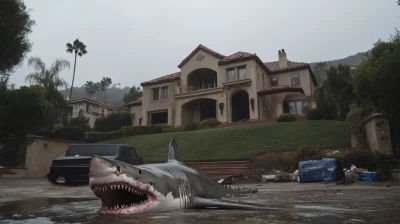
[271,77,278,87]
[160,86,168,100]
[152,87,160,101]
[291,73,300,86]
[152,86,168,101]
[238,66,246,80]
[227,68,235,82]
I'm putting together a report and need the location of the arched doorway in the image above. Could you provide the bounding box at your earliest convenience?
[231,90,250,122]
[181,98,217,125]
[282,93,308,114]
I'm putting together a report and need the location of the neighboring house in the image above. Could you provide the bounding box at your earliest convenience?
[126,44,318,127]
[67,98,117,128]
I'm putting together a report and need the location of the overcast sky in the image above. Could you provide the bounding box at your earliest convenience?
[8,0,400,89]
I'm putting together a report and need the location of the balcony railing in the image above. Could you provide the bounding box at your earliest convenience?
[68,111,105,118]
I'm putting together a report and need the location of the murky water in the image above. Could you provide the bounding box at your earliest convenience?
[1,194,400,224]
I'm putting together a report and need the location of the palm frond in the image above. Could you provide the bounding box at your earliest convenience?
[25,72,42,85]
[50,58,70,75]
[27,57,46,73]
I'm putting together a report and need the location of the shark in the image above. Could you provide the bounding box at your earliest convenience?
[88,138,267,214]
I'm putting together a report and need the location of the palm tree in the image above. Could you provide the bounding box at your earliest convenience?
[25,56,70,90]
[66,39,87,101]
[101,77,112,102]
[84,81,96,98]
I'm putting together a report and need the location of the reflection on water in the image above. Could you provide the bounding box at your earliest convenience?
[0,196,400,224]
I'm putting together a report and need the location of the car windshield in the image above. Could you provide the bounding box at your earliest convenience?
[65,145,118,157]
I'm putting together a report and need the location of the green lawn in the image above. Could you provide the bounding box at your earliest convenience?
[100,120,351,163]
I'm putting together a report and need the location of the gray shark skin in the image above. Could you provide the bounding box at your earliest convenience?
[89,138,267,214]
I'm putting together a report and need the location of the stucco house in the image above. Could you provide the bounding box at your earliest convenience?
[67,98,117,128]
[126,44,318,127]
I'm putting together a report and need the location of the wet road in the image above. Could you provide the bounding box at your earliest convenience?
[0,178,400,223]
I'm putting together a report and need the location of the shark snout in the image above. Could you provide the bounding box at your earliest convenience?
[89,155,118,178]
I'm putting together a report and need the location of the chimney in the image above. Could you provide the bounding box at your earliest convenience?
[278,48,288,68]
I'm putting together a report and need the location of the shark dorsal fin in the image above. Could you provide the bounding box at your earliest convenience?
[168,138,184,164]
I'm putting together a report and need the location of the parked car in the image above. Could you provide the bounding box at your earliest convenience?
[47,144,144,185]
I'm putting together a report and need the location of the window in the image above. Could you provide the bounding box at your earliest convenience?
[283,100,308,114]
[227,68,235,82]
[271,77,278,87]
[120,146,134,158]
[160,86,168,100]
[152,86,168,101]
[86,104,90,113]
[291,73,300,86]
[152,87,160,101]
[238,66,246,80]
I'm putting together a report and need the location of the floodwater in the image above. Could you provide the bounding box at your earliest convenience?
[1,179,400,224]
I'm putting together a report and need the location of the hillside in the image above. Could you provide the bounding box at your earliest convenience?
[310,50,371,85]
[100,120,350,162]
[59,86,131,109]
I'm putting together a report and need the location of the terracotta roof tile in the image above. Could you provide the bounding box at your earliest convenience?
[257,85,305,96]
[219,52,257,64]
[140,72,181,86]
[264,61,310,73]
[125,97,142,107]
[178,44,225,68]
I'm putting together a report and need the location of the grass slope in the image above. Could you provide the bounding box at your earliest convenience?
[101,120,350,162]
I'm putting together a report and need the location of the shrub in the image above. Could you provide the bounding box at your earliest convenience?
[185,121,200,131]
[306,108,323,120]
[282,145,324,169]
[163,126,185,133]
[68,111,91,132]
[277,113,297,122]
[85,129,125,143]
[199,118,221,129]
[94,111,132,132]
[33,126,85,141]
[345,106,369,147]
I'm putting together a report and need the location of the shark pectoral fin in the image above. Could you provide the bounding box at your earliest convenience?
[192,197,268,210]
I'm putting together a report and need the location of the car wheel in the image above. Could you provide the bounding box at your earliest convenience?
[55,175,67,185]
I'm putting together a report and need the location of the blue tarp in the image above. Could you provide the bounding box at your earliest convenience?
[298,158,337,183]
[359,172,378,181]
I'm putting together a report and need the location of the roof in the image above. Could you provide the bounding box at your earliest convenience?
[125,97,142,107]
[67,98,116,110]
[140,72,181,87]
[257,85,305,96]
[139,44,317,87]
[264,61,317,85]
[177,44,226,68]
[218,51,257,65]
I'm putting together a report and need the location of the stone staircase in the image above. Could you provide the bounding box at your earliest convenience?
[186,161,250,180]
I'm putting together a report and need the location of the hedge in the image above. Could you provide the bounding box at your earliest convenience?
[277,113,297,122]
[33,126,85,141]
[85,124,171,142]
[306,108,324,120]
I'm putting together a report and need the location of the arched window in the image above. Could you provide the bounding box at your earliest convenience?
[291,73,300,86]
[270,77,278,87]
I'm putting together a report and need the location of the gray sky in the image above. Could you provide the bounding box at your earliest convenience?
[9,0,400,89]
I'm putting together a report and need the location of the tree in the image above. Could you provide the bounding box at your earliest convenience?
[0,0,35,75]
[101,77,112,102]
[66,39,87,101]
[25,57,70,90]
[353,29,400,117]
[84,81,97,98]
[123,85,142,104]
[314,64,354,120]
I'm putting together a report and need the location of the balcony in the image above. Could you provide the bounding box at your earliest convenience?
[186,68,217,93]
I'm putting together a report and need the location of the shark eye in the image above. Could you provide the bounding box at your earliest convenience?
[139,169,142,175]
[117,166,121,172]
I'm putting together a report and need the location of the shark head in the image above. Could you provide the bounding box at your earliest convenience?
[88,138,186,215]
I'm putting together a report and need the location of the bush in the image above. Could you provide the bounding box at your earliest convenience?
[282,145,324,169]
[33,126,85,141]
[94,111,132,132]
[185,121,200,131]
[345,106,369,147]
[163,126,185,133]
[68,111,91,132]
[277,113,297,122]
[199,118,221,129]
[306,108,323,120]
[85,125,166,142]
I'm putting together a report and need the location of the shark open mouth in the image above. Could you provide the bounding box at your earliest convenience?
[91,182,155,213]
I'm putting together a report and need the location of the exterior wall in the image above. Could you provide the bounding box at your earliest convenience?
[141,81,177,125]
[24,136,85,178]
[180,49,221,93]
[268,68,313,96]
[130,105,143,126]
[363,115,393,155]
